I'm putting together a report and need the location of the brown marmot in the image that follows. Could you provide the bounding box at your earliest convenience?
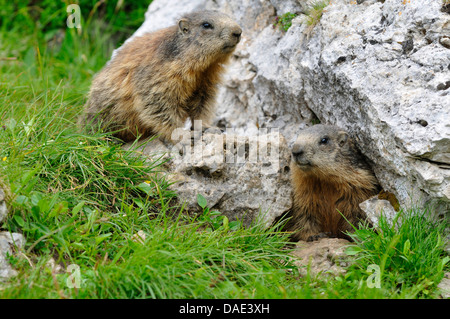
[283,124,381,241]
[80,10,242,142]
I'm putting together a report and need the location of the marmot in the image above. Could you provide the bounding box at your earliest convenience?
[80,10,242,142]
[283,124,380,241]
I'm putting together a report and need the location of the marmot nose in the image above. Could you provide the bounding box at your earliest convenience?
[232,29,242,41]
[292,149,304,159]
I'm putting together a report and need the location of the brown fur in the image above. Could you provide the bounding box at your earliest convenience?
[80,10,242,142]
[284,125,380,241]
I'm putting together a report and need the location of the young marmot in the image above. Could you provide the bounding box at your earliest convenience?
[283,125,380,241]
[80,10,242,142]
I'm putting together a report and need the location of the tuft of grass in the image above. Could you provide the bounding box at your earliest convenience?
[304,0,331,38]
[345,207,449,298]
[80,219,296,299]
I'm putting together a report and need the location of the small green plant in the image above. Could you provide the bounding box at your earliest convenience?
[196,194,241,231]
[274,12,298,32]
[304,0,331,37]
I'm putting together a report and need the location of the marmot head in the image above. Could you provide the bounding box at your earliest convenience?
[291,125,368,179]
[176,10,242,61]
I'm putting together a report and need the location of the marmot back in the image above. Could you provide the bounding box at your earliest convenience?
[284,124,380,241]
[80,10,242,142]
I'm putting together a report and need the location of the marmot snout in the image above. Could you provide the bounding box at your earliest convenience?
[284,125,380,241]
[80,10,242,143]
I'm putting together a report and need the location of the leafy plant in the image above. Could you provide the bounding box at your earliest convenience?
[274,12,298,32]
[196,194,241,231]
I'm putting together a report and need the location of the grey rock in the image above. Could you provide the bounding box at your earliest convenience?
[359,196,399,229]
[438,273,450,299]
[0,232,25,252]
[0,232,25,281]
[126,130,292,226]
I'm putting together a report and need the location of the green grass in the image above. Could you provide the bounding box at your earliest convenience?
[346,208,449,298]
[303,0,330,38]
[0,1,448,299]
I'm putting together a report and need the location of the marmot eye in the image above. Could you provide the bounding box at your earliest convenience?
[319,137,329,145]
[202,22,213,29]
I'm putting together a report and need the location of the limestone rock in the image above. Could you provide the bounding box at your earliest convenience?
[290,238,353,277]
[126,130,292,226]
[0,232,25,281]
[359,196,399,228]
[438,272,450,299]
[120,0,450,216]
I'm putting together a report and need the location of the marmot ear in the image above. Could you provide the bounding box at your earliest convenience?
[337,131,348,147]
[178,19,190,34]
